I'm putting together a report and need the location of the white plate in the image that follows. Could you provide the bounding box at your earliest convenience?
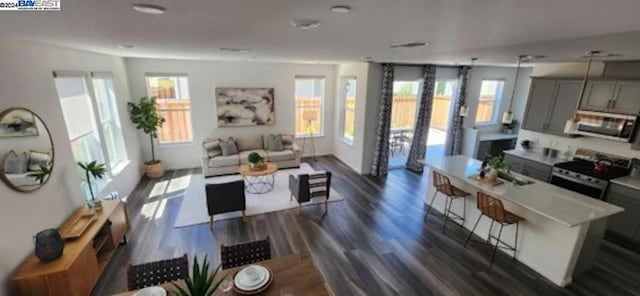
[133,286,167,296]
[234,265,270,291]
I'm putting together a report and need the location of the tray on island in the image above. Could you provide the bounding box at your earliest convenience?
[468,174,504,187]
[59,213,97,240]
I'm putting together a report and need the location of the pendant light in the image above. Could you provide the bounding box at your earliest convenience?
[502,55,528,124]
[564,50,600,134]
[459,57,477,117]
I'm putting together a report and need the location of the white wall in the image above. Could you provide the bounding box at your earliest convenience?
[0,39,143,294]
[519,62,640,158]
[125,58,337,169]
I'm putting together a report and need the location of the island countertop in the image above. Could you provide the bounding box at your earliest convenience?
[421,155,623,227]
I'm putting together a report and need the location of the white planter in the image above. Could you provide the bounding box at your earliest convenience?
[487,168,499,181]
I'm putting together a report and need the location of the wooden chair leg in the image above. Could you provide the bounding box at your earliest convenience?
[297,204,302,216]
[209,216,214,229]
[242,210,247,222]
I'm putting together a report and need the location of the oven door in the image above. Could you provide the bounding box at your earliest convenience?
[549,173,605,199]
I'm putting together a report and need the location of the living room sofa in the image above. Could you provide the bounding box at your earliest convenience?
[201,134,301,177]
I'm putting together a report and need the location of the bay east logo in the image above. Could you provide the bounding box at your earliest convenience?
[0,0,60,10]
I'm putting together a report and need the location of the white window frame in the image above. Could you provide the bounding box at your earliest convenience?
[53,70,129,192]
[144,73,194,145]
[474,79,505,125]
[339,76,356,144]
[294,75,326,138]
[91,72,129,174]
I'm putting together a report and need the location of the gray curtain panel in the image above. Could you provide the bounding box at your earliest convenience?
[444,66,470,156]
[406,65,436,173]
[371,63,395,177]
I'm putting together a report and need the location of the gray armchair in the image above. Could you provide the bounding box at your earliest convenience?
[288,171,332,216]
[206,180,246,227]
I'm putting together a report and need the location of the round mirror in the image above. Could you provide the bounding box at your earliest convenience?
[0,108,54,192]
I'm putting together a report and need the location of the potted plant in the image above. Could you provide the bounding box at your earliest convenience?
[28,164,52,185]
[78,161,106,210]
[172,255,226,296]
[247,152,265,171]
[486,155,511,182]
[128,97,166,178]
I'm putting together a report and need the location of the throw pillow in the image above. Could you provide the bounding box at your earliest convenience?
[204,139,222,158]
[3,151,27,174]
[218,137,238,156]
[267,134,283,151]
[28,151,51,172]
[281,134,294,150]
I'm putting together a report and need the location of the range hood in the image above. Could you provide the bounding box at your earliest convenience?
[564,110,636,142]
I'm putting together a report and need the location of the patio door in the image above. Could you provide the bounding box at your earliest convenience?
[426,80,457,160]
[388,81,420,169]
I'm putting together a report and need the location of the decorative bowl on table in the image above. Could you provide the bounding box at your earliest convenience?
[133,286,167,296]
[233,264,273,295]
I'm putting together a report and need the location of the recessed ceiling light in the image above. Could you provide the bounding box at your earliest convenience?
[219,47,250,53]
[390,41,428,48]
[133,3,166,15]
[290,20,321,30]
[330,5,351,14]
[119,44,136,49]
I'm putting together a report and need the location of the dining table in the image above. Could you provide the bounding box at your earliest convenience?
[113,254,332,296]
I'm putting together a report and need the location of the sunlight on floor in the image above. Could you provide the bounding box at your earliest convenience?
[154,199,168,220]
[167,175,191,194]
[141,200,159,218]
[148,180,169,199]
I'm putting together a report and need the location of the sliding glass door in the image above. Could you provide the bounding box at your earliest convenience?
[389,81,419,168]
[426,80,457,160]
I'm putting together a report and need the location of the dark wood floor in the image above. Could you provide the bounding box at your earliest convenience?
[94,156,640,296]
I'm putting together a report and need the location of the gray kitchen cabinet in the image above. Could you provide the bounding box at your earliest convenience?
[580,80,616,112]
[503,154,552,182]
[611,81,640,115]
[522,78,581,136]
[522,79,558,133]
[605,183,640,241]
[547,80,583,135]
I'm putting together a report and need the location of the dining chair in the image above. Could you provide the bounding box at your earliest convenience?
[126,253,189,291]
[206,180,246,228]
[220,237,272,269]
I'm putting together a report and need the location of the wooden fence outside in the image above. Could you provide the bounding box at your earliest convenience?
[156,100,193,144]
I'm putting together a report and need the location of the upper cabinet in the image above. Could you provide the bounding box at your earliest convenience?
[580,80,640,115]
[522,78,581,136]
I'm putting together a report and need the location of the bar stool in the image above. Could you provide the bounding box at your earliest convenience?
[464,191,524,266]
[427,171,470,233]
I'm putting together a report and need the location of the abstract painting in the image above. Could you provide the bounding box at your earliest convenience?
[0,109,38,138]
[216,87,275,127]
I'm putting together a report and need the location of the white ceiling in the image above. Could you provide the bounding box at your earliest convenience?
[2,0,640,65]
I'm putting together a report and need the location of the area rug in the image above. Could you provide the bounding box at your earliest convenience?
[174,163,343,228]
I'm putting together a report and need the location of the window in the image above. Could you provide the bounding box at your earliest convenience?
[145,74,193,144]
[55,75,106,167]
[92,73,128,171]
[295,77,325,137]
[475,79,505,124]
[391,81,420,129]
[341,77,357,142]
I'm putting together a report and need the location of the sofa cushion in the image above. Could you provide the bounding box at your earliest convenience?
[235,135,263,151]
[266,134,283,151]
[4,151,27,174]
[203,139,222,158]
[239,150,267,164]
[281,134,294,150]
[208,154,239,168]
[266,150,295,162]
[219,138,238,156]
[28,151,51,171]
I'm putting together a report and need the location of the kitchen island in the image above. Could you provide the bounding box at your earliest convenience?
[420,155,624,287]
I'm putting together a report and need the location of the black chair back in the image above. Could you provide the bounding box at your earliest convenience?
[206,180,246,216]
[220,237,271,269]
[127,254,189,291]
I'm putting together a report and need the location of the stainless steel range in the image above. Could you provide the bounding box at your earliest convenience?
[551,148,630,200]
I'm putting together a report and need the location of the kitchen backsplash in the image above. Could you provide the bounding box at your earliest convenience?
[518,129,640,159]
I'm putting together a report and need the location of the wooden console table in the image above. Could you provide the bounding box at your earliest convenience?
[10,200,130,296]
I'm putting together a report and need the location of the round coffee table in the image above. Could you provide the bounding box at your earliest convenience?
[238,163,278,194]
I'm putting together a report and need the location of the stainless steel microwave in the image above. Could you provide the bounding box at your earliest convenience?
[571,111,637,142]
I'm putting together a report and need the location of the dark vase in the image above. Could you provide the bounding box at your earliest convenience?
[34,229,65,262]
